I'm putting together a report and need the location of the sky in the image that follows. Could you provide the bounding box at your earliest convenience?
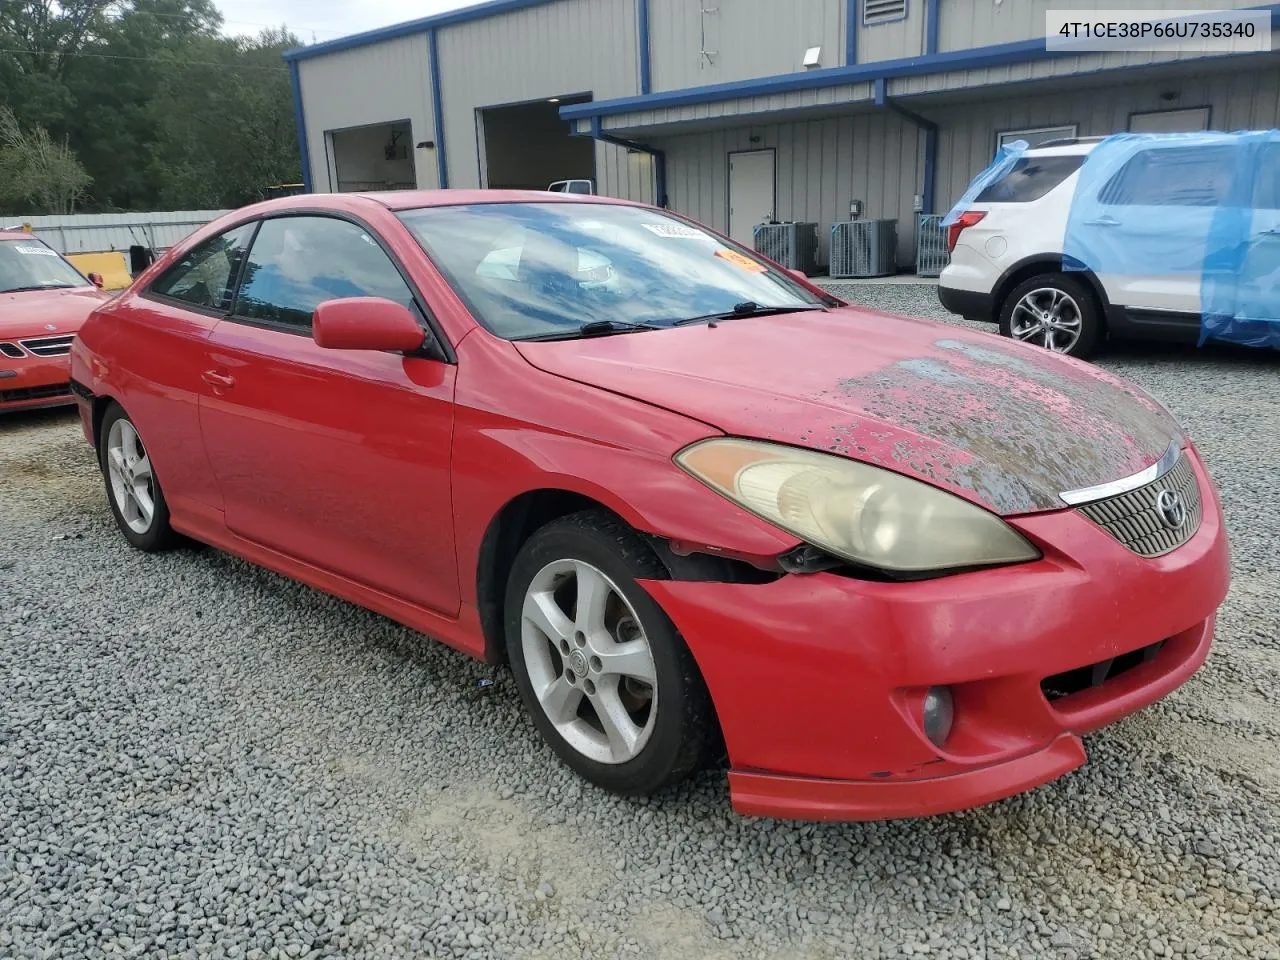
[214,0,473,43]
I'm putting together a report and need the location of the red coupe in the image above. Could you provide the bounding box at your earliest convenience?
[69,191,1230,821]
[1,231,110,413]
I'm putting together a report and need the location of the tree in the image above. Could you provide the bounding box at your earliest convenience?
[0,106,92,214]
[0,1,301,212]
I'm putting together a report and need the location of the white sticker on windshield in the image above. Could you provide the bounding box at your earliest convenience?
[13,244,60,256]
[642,222,710,240]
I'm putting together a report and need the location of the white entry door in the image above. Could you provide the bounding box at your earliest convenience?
[729,150,776,246]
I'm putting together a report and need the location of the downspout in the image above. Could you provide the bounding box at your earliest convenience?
[873,77,936,216]
[638,0,652,94]
[288,60,313,193]
[846,0,858,64]
[428,28,449,188]
[588,116,668,208]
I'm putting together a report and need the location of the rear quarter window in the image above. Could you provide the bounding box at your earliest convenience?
[974,155,1085,203]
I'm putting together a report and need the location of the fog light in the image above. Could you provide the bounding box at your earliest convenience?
[922,686,954,748]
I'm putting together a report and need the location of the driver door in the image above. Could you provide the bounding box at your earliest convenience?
[197,214,460,615]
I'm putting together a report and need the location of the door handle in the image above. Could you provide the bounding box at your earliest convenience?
[1084,215,1121,227]
[1258,227,1280,237]
[202,369,236,389]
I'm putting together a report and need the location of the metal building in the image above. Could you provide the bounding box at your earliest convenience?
[285,0,1280,269]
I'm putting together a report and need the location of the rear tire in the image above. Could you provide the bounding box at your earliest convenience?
[504,510,712,797]
[99,402,178,552]
[999,273,1102,359]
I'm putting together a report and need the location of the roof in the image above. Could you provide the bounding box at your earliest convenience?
[366,189,642,211]
[0,230,39,241]
[282,0,559,62]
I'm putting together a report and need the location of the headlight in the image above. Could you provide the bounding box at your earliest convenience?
[675,438,1040,574]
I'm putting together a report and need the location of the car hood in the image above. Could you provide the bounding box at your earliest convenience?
[514,307,1182,516]
[0,287,111,338]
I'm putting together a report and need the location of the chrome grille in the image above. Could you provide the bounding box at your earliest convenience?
[19,334,74,357]
[1078,453,1202,557]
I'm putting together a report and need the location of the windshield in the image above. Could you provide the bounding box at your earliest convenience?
[397,202,821,340]
[0,239,89,293]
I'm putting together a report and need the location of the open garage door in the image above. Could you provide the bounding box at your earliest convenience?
[479,95,594,192]
[325,120,422,192]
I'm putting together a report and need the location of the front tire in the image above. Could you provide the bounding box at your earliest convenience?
[99,402,178,552]
[504,510,712,797]
[999,273,1102,359]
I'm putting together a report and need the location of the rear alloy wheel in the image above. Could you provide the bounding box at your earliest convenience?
[999,274,1102,359]
[99,403,178,552]
[504,510,712,796]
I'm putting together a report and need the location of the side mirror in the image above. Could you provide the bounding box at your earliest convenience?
[312,297,427,353]
[88,272,105,289]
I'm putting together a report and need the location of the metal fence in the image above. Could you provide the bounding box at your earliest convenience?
[2,210,230,256]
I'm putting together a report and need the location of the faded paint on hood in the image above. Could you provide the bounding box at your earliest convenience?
[0,286,111,338]
[514,307,1182,516]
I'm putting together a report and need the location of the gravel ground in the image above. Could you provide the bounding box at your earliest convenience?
[2,284,1278,960]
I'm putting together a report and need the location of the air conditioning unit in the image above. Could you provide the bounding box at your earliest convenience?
[752,222,821,276]
[915,214,949,277]
[829,219,898,278]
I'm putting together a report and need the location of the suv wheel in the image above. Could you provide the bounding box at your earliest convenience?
[999,274,1102,359]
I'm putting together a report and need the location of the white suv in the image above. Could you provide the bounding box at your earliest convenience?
[937,134,1278,357]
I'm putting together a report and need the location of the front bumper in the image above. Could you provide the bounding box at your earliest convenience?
[0,354,74,413]
[640,446,1229,821]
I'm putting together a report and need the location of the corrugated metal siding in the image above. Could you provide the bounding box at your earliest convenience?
[856,0,925,62]
[13,211,229,255]
[934,66,1280,209]
[649,0,847,91]
[600,82,875,132]
[940,0,1263,51]
[596,145,656,204]
[436,0,640,189]
[657,112,923,264]
[891,45,1279,96]
[297,34,437,191]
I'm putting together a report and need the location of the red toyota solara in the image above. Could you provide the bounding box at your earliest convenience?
[1,231,111,412]
[69,191,1230,821]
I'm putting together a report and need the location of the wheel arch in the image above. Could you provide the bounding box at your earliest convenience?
[993,255,1111,326]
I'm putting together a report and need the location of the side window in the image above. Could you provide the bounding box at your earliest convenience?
[1099,146,1238,207]
[233,216,416,332]
[1252,143,1280,210]
[974,155,1085,203]
[149,224,254,311]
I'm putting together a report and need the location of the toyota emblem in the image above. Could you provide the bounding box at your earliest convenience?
[1155,490,1186,530]
[44,323,57,331]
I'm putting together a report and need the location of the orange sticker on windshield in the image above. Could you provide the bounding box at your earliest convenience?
[714,248,767,273]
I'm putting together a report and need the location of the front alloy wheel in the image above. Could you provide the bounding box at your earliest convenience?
[505,510,712,796]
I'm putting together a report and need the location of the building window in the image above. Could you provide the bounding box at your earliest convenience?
[1128,107,1211,134]
[996,125,1078,151]
[864,0,907,26]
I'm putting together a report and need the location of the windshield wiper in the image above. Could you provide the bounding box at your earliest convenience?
[672,301,826,326]
[518,319,672,342]
[1,284,77,294]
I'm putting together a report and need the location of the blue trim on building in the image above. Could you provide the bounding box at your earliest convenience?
[561,2,1280,122]
[288,61,313,193]
[588,117,668,208]
[282,0,561,61]
[846,0,858,64]
[429,29,449,188]
[925,0,939,55]
[638,0,652,95]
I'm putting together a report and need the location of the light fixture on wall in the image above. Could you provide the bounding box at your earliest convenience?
[749,135,762,144]
[803,46,822,69]
[1160,90,1180,102]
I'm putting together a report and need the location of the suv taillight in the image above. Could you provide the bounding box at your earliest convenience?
[946,211,986,253]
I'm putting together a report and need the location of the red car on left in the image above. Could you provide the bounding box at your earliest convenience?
[0,230,111,413]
